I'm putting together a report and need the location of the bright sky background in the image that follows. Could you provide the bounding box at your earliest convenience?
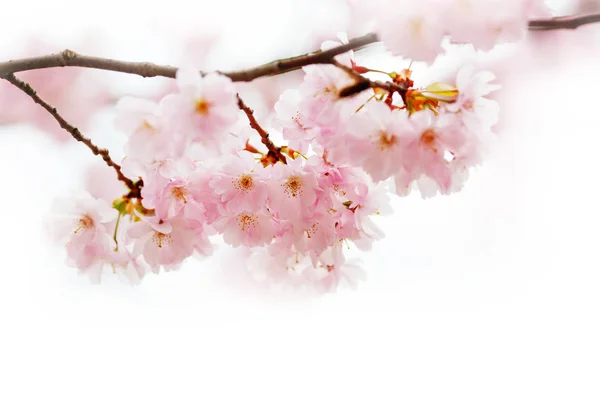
[1,1,600,399]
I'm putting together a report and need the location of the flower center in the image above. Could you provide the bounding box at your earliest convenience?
[170,186,189,203]
[237,213,258,231]
[234,174,254,194]
[306,221,319,238]
[195,99,210,115]
[420,129,438,153]
[152,232,173,249]
[292,111,305,129]
[410,17,424,37]
[74,214,94,234]
[283,175,303,198]
[378,131,397,150]
[136,119,156,135]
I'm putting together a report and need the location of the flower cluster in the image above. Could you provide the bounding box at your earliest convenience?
[48,21,504,291]
[49,53,499,290]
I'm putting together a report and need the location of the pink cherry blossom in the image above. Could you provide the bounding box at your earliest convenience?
[209,151,269,214]
[267,157,322,221]
[444,0,530,51]
[217,210,276,248]
[291,210,339,256]
[121,155,191,186]
[178,172,220,226]
[375,0,446,63]
[444,64,500,135]
[48,194,116,279]
[244,246,304,287]
[343,101,415,182]
[49,194,115,242]
[308,156,367,209]
[161,68,239,144]
[347,182,391,249]
[393,111,472,196]
[299,64,360,125]
[105,247,148,286]
[273,89,318,153]
[304,260,367,293]
[142,175,207,222]
[128,215,212,272]
[115,96,177,163]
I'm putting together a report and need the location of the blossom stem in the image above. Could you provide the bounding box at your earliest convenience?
[332,60,408,98]
[2,73,141,196]
[364,68,393,76]
[356,93,379,112]
[236,94,287,164]
[113,211,122,251]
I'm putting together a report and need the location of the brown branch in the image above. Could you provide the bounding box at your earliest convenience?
[0,50,180,79]
[0,34,378,82]
[2,73,141,197]
[1,14,599,83]
[236,94,286,164]
[528,12,600,30]
[224,33,378,81]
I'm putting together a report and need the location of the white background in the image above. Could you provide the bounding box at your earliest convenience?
[1,1,600,399]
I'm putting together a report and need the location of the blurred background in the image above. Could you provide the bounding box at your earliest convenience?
[1,0,599,399]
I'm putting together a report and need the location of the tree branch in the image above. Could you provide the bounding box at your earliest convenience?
[2,73,141,197]
[224,33,378,81]
[0,34,378,82]
[1,13,599,82]
[528,12,600,30]
[0,49,180,79]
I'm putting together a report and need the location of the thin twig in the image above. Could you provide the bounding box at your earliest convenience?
[2,73,140,196]
[236,94,286,164]
[331,60,408,98]
[1,13,599,82]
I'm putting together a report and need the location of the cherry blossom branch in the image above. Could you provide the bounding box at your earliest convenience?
[0,35,378,82]
[237,94,287,164]
[1,13,600,82]
[2,73,141,197]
